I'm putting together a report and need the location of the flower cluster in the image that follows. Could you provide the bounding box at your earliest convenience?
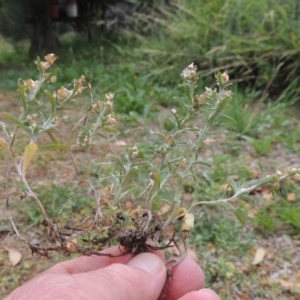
[23,79,39,93]
[39,53,58,71]
[73,75,87,95]
[180,62,198,82]
[55,87,72,101]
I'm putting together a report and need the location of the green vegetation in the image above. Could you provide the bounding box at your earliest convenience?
[1,1,300,299]
[1,0,300,104]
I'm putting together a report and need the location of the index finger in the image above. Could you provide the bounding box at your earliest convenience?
[160,255,205,300]
[50,245,165,274]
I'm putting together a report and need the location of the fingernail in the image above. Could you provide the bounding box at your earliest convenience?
[128,253,165,275]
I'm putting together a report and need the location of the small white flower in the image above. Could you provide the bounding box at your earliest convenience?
[180,63,198,81]
[221,71,229,83]
[131,144,139,158]
[105,93,115,101]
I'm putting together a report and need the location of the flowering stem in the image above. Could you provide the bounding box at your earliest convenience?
[191,171,299,208]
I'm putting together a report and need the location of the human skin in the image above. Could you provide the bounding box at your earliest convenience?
[5,246,220,300]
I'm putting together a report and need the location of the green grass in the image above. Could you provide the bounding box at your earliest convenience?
[121,0,300,101]
[2,0,300,106]
[254,182,300,235]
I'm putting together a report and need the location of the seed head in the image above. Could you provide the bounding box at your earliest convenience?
[105,93,115,101]
[130,144,139,158]
[44,53,58,65]
[221,71,229,83]
[106,114,118,127]
[55,87,71,100]
[194,91,208,109]
[181,213,195,237]
[23,79,38,92]
[180,63,198,82]
[50,76,57,83]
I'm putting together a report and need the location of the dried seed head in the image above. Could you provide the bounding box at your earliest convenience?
[44,53,58,66]
[130,144,139,158]
[194,91,208,109]
[50,76,57,83]
[221,71,229,83]
[105,100,114,111]
[78,75,86,85]
[41,61,51,71]
[179,158,187,169]
[180,63,198,82]
[55,87,71,100]
[91,103,98,112]
[106,114,118,127]
[204,87,214,95]
[72,75,87,95]
[181,213,195,235]
[66,241,77,253]
[105,93,115,101]
[26,113,39,128]
[23,79,38,92]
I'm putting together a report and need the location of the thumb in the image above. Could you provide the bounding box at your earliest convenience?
[89,252,167,300]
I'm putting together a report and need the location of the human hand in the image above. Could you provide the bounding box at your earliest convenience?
[5,246,220,300]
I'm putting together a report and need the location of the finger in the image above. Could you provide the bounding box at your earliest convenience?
[50,244,166,275]
[73,252,167,300]
[160,256,205,300]
[50,245,131,274]
[178,288,221,300]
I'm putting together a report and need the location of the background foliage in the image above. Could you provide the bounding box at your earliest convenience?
[1,0,299,103]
